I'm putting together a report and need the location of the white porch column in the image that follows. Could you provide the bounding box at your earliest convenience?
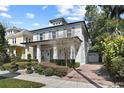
[25,45,28,59]
[37,45,41,63]
[13,48,16,56]
[53,46,58,59]
[70,44,75,59]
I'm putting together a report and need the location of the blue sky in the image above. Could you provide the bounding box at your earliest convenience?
[0,5,86,30]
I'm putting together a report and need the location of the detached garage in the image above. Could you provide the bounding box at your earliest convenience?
[88,51,100,63]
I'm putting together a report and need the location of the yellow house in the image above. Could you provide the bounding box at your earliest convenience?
[5,27,33,59]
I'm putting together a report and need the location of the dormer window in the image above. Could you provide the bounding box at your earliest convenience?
[49,18,67,26]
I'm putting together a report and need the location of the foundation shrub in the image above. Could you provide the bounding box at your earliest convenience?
[50,59,79,68]
[34,63,69,77]
[33,65,44,74]
[43,68,54,76]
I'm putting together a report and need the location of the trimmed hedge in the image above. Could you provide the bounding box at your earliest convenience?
[1,62,37,70]
[17,59,38,62]
[50,59,80,68]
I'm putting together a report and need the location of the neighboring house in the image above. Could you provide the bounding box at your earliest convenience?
[5,26,33,59]
[6,18,90,65]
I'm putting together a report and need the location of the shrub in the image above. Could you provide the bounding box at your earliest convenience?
[26,62,33,74]
[27,54,31,62]
[9,54,19,72]
[50,59,79,68]
[1,62,37,70]
[75,62,80,68]
[9,62,19,72]
[43,68,54,76]
[34,63,69,77]
[40,63,69,77]
[33,65,44,74]
[111,56,124,82]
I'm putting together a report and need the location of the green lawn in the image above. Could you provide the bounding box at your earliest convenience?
[0,77,45,88]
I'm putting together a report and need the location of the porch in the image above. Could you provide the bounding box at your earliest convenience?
[21,36,81,63]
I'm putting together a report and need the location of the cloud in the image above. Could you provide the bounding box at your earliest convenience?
[0,5,9,12]
[56,5,73,17]
[0,12,12,18]
[56,5,86,21]
[10,21,23,25]
[26,13,35,19]
[42,6,48,10]
[67,17,81,21]
[32,23,40,27]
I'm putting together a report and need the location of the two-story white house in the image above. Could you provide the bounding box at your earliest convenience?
[21,18,90,65]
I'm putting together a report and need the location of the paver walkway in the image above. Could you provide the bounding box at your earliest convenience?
[0,70,96,88]
[63,64,114,88]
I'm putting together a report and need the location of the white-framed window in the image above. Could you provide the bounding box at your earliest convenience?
[52,31,56,39]
[40,33,43,40]
[67,30,71,37]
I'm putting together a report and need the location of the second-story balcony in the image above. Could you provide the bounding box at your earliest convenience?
[33,30,75,42]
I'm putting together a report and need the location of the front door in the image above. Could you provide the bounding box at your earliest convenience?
[41,49,50,62]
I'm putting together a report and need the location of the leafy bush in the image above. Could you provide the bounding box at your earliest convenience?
[9,62,19,72]
[43,68,54,76]
[34,65,44,74]
[1,62,37,70]
[34,63,69,77]
[111,56,124,82]
[26,62,33,74]
[50,59,79,68]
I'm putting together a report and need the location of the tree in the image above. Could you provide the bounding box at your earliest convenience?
[100,5,124,19]
[55,37,74,67]
[85,5,124,52]
[26,53,33,74]
[9,54,18,72]
[0,23,10,66]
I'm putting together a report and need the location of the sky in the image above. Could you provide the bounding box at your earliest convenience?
[0,5,86,30]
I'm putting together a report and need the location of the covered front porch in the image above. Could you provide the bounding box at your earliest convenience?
[21,36,82,63]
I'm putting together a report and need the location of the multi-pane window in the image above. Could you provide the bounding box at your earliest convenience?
[12,38,16,44]
[67,30,71,37]
[52,31,56,39]
[40,33,43,40]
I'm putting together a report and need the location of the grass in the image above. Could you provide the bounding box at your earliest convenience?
[0,77,45,88]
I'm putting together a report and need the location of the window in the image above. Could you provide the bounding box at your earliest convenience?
[12,38,16,44]
[67,30,71,37]
[26,37,28,42]
[40,33,43,40]
[52,31,56,39]
[12,38,14,44]
[15,38,16,44]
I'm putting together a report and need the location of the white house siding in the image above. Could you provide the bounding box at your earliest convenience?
[28,21,89,65]
[70,23,86,64]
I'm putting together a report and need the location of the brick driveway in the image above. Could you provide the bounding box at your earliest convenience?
[63,64,114,88]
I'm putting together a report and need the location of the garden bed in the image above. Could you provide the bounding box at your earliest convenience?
[34,63,73,77]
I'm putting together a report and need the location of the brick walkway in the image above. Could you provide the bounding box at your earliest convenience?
[63,64,114,88]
